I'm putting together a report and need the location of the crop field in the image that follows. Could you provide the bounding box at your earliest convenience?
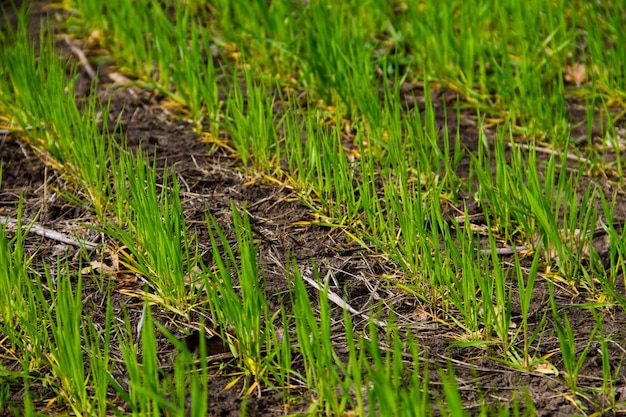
[1,0,626,415]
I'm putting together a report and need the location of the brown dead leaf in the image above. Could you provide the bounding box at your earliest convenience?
[532,362,558,375]
[81,261,115,276]
[564,63,586,87]
[107,72,133,85]
[87,29,104,49]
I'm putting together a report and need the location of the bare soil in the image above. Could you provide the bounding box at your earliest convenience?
[2,2,626,416]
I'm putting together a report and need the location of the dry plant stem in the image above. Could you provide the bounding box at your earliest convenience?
[64,36,97,80]
[299,266,387,328]
[0,215,98,249]
[479,245,531,255]
[508,141,589,165]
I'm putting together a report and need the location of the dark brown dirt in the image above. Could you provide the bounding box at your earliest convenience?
[2,2,626,417]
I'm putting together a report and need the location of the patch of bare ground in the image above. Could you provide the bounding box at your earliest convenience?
[2,2,626,416]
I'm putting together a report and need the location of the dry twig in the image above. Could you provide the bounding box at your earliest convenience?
[0,215,98,249]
